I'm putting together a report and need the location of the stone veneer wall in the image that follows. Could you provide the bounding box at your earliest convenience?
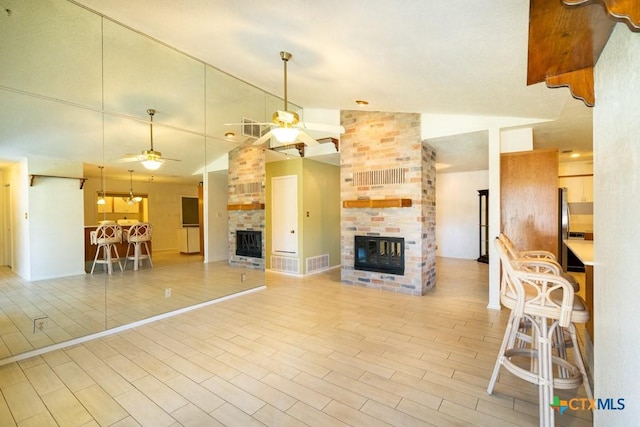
[340,110,436,295]
[421,142,437,290]
[228,146,265,270]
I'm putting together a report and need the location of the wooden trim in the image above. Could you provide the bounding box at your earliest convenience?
[227,203,265,211]
[545,67,595,107]
[342,199,412,208]
[564,0,640,31]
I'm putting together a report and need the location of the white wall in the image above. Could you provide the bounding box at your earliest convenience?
[436,170,489,259]
[8,161,29,279]
[206,171,229,262]
[593,24,640,424]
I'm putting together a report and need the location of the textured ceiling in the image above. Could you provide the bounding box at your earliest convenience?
[1,1,594,179]
[71,0,594,170]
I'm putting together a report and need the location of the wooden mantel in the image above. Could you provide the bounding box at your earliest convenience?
[528,0,639,106]
[227,203,264,211]
[343,198,412,209]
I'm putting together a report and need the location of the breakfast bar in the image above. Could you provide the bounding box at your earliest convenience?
[564,239,594,339]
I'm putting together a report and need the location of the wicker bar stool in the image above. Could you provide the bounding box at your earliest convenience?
[488,237,592,426]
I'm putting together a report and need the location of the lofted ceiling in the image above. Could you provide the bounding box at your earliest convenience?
[2,0,598,182]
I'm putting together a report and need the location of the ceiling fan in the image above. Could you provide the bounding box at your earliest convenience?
[116,109,180,170]
[230,51,345,147]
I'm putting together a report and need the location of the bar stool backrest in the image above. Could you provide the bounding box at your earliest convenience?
[91,224,122,245]
[126,223,152,243]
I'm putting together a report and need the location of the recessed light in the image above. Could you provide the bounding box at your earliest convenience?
[570,153,580,158]
[355,99,369,106]
[224,131,235,138]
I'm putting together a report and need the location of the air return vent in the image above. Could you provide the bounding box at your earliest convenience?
[271,255,300,274]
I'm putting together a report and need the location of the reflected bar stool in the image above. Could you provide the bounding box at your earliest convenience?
[124,222,153,271]
[90,223,123,274]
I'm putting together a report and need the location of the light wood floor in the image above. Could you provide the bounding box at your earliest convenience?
[0,258,592,426]
[0,251,263,358]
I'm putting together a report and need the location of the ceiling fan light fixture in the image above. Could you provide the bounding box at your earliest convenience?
[272,126,300,143]
[141,158,163,170]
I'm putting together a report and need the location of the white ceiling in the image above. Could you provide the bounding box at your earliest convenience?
[71,0,593,170]
[2,0,593,181]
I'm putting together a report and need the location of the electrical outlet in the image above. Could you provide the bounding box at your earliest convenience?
[241,273,246,282]
[33,316,48,334]
[165,288,171,298]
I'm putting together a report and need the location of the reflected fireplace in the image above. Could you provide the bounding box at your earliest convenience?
[236,230,262,258]
[354,235,404,275]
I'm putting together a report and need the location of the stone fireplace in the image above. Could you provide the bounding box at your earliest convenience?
[340,110,436,296]
[228,146,265,270]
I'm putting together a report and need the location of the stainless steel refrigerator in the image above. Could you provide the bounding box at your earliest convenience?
[559,187,586,272]
[558,187,569,270]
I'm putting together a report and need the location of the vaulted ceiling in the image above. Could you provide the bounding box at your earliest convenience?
[3,0,612,179]
[70,0,600,170]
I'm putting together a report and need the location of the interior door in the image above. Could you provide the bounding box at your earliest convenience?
[271,175,298,255]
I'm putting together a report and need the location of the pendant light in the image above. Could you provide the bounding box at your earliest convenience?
[125,170,143,205]
[96,166,106,205]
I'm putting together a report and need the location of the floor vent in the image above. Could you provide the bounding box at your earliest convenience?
[271,255,300,274]
[306,254,330,274]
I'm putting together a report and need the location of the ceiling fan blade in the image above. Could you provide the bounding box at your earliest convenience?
[114,154,145,163]
[252,130,274,146]
[298,122,345,134]
[297,131,320,146]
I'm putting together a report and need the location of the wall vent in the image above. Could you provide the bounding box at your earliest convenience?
[233,181,263,195]
[306,254,329,274]
[352,167,406,186]
[271,255,300,274]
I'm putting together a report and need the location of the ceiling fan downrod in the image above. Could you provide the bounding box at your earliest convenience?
[280,51,291,111]
[147,108,156,151]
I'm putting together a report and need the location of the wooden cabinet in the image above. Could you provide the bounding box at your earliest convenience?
[501,149,559,256]
[559,175,593,203]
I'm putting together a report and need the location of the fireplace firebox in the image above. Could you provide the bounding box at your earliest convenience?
[236,230,262,258]
[354,235,404,275]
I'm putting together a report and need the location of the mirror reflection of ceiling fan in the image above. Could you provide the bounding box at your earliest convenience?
[228,51,345,147]
[116,109,180,170]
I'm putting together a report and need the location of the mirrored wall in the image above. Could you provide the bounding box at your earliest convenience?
[0,0,286,360]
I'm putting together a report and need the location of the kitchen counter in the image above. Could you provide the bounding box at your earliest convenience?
[564,238,595,341]
[564,239,594,266]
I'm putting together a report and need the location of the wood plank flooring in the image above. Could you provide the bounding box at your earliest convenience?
[0,251,262,358]
[0,258,592,426]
